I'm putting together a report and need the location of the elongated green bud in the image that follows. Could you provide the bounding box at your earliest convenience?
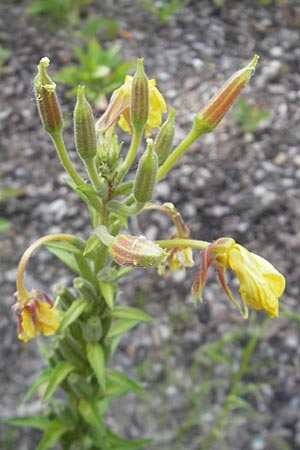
[67,373,94,399]
[194,55,259,135]
[82,316,103,343]
[154,108,176,165]
[134,138,158,203]
[74,86,97,160]
[131,58,149,132]
[73,277,98,302]
[34,57,63,135]
[59,333,86,368]
[109,234,167,268]
[57,287,77,311]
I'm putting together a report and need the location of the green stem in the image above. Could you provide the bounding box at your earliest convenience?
[157,122,204,181]
[51,132,84,186]
[115,129,143,183]
[84,157,106,194]
[156,238,210,251]
[16,233,78,304]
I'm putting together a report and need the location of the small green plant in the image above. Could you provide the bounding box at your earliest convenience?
[139,0,185,23]
[0,186,24,232]
[26,0,91,26]
[54,39,134,104]
[233,97,271,132]
[0,46,10,67]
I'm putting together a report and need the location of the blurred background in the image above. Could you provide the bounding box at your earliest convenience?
[1,1,300,449]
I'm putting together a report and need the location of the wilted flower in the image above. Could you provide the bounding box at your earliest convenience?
[158,246,194,274]
[192,237,285,318]
[12,290,60,342]
[97,75,166,137]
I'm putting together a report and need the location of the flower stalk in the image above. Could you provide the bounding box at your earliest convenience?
[11,54,286,450]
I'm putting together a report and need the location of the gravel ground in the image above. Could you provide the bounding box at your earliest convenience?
[1,1,300,449]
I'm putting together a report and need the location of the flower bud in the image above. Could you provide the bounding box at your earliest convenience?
[109,234,167,268]
[154,108,175,165]
[82,316,103,343]
[130,58,149,132]
[34,57,63,135]
[74,86,97,161]
[133,138,158,203]
[67,373,94,399]
[73,277,98,303]
[194,55,259,135]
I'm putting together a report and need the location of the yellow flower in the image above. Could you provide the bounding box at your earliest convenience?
[12,290,60,342]
[97,76,167,137]
[192,238,285,318]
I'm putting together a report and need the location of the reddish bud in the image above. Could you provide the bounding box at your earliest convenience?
[194,55,259,134]
[109,234,167,268]
[34,57,63,135]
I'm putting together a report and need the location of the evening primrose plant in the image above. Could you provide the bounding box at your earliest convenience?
[9,55,285,449]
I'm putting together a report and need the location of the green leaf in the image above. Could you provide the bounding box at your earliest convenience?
[78,399,105,442]
[46,243,80,274]
[43,361,75,402]
[107,428,151,450]
[0,217,10,232]
[75,183,102,210]
[37,340,51,362]
[106,369,144,396]
[86,342,106,389]
[22,367,53,404]
[84,234,100,257]
[37,419,69,450]
[99,281,115,309]
[2,415,49,430]
[59,298,88,332]
[73,252,94,283]
[108,306,153,322]
[107,319,140,338]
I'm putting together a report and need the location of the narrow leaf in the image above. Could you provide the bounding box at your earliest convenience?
[43,361,75,402]
[86,342,106,389]
[59,298,88,332]
[107,319,140,338]
[22,367,53,404]
[37,419,69,450]
[73,252,94,283]
[99,281,115,309]
[107,428,152,450]
[106,369,144,395]
[78,399,105,442]
[46,244,79,274]
[108,306,153,323]
[2,415,49,430]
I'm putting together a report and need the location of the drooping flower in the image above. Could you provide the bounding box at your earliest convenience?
[12,290,60,342]
[97,76,167,137]
[192,237,285,318]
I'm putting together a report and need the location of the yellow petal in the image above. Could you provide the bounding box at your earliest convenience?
[228,245,283,317]
[35,300,60,336]
[20,308,37,342]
